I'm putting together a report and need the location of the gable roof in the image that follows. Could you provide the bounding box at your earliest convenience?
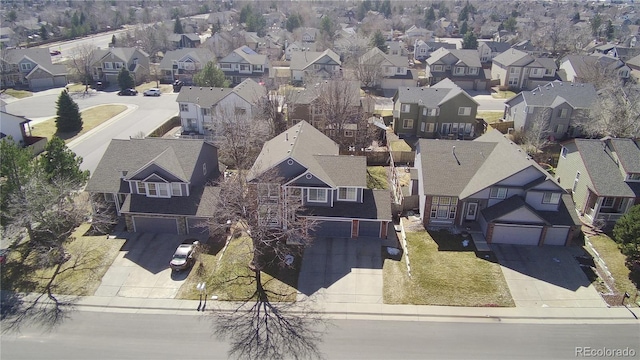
[159,48,215,68]
[219,45,267,65]
[2,48,66,75]
[92,47,149,64]
[426,48,482,67]
[249,121,365,188]
[514,81,597,109]
[290,49,340,71]
[176,79,265,107]
[394,79,479,107]
[360,47,406,68]
[86,138,217,194]
[478,40,511,53]
[492,48,533,67]
[571,138,640,197]
[561,54,625,78]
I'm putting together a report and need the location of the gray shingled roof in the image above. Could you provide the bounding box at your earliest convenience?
[92,47,149,64]
[610,138,640,174]
[518,81,597,109]
[426,48,482,68]
[573,139,639,197]
[86,138,218,194]
[120,186,220,217]
[492,48,532,67]
[249,121,364,188]
[480,195,548,224]
[290,49,340,71]
[394,80,478,107]
[176,79,265,107]
[562,54,623,79]
[159,48,215,69]
[3,48,66,75]
[219,46,267,65]
[301,189,392,220]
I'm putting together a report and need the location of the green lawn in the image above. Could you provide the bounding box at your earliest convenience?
[2,88,33,98]
[367,166,389,189]
[30,104,127,141]
[176,236,298,302]
[587,235,639,301]
[492,90,516,99]
[389,139,412,152]
[1,222,125,296]
[477,111,504,123]
[384,230,514,307]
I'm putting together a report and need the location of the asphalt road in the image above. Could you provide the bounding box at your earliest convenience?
[6,90,179,174]
[1,311,638,360]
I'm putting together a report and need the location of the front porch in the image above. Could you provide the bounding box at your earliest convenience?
[583,191,632,225]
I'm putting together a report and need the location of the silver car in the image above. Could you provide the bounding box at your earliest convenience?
[143,88,161,96]
[170,240,199,271]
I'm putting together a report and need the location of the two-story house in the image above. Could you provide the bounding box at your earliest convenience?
[159,48,215,84]
[491,49,557,91]
[290,49,341,84]
[503,81,597,139]
[86,138,223,235]
[248,120,392,239]
[0,111,48,154]
[559,54,630,83]
[168,33,202,49]
[0,48,68,90]
[392,79,479,139]
[425,48,487,90]
[298,27,320,42]
[218,46,270,86]
[176,79,266,139]
[90,47,150,85]
[284,41,318,61]
[477,40,511,64]
[413,40,456,61]
[414,129,581,246]
[358,47,415,92]
[555,137,640,227]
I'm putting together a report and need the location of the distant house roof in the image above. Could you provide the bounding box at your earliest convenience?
[219,45,268,65]
[478,40,511,53]
[175,78,265,108]
[492,48,533,67]
[2,48,67,76]
[290,49,341,71]
[159,48,215,69]
[168,33,201,42]
[92,47,150,64]
[360,47,406,68]
[512,81,597,109]
[561,54,625,79]
[426,48,482,68]
[394,78,479,108]
[86,138,219,194]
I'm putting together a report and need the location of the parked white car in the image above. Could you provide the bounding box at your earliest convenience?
[143,88,161,96]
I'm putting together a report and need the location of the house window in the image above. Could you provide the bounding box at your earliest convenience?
[601,197,615,208]
[561,146,568,158]
[452,123,459,133]
[235,108,247,115]
[545,68,554,75]
[619,69,629,78]
[430,196,458,219]
[338,187,357,201]
[426,123,435,132]
[423,108,427,116]
[20,63,32,71]
[554,124,565,134]
[628,173,640,181]
[454,66,465,75]
[179,104,189,112]
[508,77,519,86]
[202,108,211,116]
[147,183,169,198]
[572,171,580,192]
[258,183,280,200]
[254,65,263,72]
[464,123,473,134]
[344,130,354,137]
[441,123,451,134]
[468,67,479,75]
[307,188,327,202]
[542,192,561,204]
[526,106,534,114]
[420,122,425,132]
[490,187,508,199]
[530,68,542,77]
[403,119,414,129]
[104,62,112,69]
[432,65,443,71]
[401,104,411,112]
[509,67,520,74]
[171,183,182,196]
[458,107,471,116]
[136,182,145,194]
[220,63,231,69]
[396,67,403,74]
[430,108,439,116]
[115,62,123,69]
[240,64,250,71]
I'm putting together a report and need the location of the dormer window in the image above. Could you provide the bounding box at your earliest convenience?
[146,183,169,198]
[627,173,640,182]
[542,192,561,204]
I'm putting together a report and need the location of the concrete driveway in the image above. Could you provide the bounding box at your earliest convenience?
[297,237,383,304]
[492,245,607,308]
[94,232,206,299]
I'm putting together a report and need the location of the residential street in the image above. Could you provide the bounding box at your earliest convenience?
[2,311,638,360]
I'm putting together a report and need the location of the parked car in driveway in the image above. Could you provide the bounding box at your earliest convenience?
[50,50,61,56]
[143,88,161,96]
[117,88,138,96]
[170,240,200,271]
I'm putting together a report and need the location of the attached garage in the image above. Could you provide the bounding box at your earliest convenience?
[490,224,543,245]
[29,77,54,90]
[187,217,209,235]
[359,220,381,238]
[542,226,569,246]
[312,220,351,238]
[133,216,178,234]
[455,80,474,90]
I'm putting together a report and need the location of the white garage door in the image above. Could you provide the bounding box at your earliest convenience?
[491,224,542,245]
[29,77,54,89]
[133,216,178,234]
[543,227,569,246]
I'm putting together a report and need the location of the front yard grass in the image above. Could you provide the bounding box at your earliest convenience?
[367,166,389,189]
[477,111,504,123]
[492,90,516,99]
[0,223,125,296]
[384,230,515,307]
[30,104,127,141]
[2,88,33,98]
[176,236,298,302]
[587,235,639,304]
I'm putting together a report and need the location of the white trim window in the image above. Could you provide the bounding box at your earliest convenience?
[627,173,640,181]
[542,192,561,204]
[179,104,189,112]
[136,181,146,194]
[426,123,435,132]
[147,183,170,198]
[561,146,568,158]
[338,187,357,201]
[104,62,112,69]
[454,66,465,75]
[458,107,471,116]
[20,63,32,71]
[401,104,411,112]
[432,65,443,72]
[258,183,280,201]
[171,183,182,196]
[403,119,414,129]
[558,108,568,118]
[430,196,458,219]
[601,197,615,208]
[489,187,508,199]
[307,188,327,203]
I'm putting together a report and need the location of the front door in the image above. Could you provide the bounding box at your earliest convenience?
[466,203,478,221]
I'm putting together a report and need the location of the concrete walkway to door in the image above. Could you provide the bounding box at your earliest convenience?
[297,237,383,304]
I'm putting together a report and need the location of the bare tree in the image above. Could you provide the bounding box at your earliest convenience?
[351,49,385,88]
[533,16,572,56]
[204,172,324,360]
[581,84,640,138]
[333,33,371,65]
[68,44,97,91]
[521,108,552,156]
[258,86,304,137]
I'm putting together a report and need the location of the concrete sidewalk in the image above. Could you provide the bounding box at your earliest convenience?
[19,293,637,325]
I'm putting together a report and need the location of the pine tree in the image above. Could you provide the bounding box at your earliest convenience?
[193,61,229,88]
[174,16,183,34]
[117,67,135,90]
[39,136,89,185]
[462,31,478,49]
[55,90,83,133]
[40,25,48,40]
[371,30,387,53]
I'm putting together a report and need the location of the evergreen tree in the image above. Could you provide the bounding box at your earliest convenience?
[460,21,468,36]
[174,16,183,34]
[591,13,602,37]
[117,68,135,90]
[239,4,252,23]
[193,61,230,88]
[606,20,615,41]
[380,0,391,18]
[0,137,36,226]
[111,34,116,46]
[462,31,478,49]
[286,13,303,32]
[613,205,640,257]
[425,7,436,27]
[371,30,386,53]
[40,25,48,40]
[55,90,82,133]
[39,136,89,185]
